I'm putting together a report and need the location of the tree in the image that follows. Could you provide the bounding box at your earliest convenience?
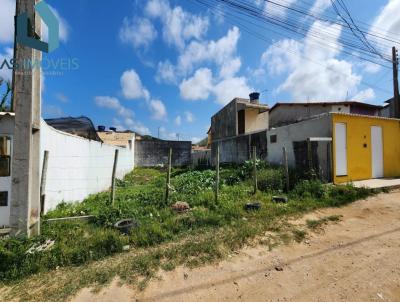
[0,78,12,112]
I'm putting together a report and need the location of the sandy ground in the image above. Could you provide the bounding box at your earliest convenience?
[73,191,400,302]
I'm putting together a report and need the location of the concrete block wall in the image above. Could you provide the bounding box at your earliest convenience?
[135,140,192,167]
[211,130,268,165]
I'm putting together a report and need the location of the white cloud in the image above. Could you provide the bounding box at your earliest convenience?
[145,0,209,49]
[120,69,150,100]
[55,92,68,103]
[353,88,376,102]
[124,118,151,135]
[180,67,253,105]
[180,68,213,101]
[120,69,168,120]
[0,0,14,44]
[156,60,177,84]
[95,96,134,119]
[261,21,369,101]
[371,0,400,38]
[42,5,69,43]
[149,99,167,120]
[263,0,297,18]
[219,57,242,79]
[43,105,64,118]
[175,115,182,126]
[359,61,381,74]
[184,111,195,123]
[95,96,151,135]
[158,126,178,140]
[177,26,240,75]
[369,0,400,59]
[309,0,331,15]
[157,26,242,86]
[261,39,302,75]
[119,17,157,49]
[0,47,13,81]
[213,77,253,105]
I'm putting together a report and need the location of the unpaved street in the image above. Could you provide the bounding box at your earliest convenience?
[74,191,400,302]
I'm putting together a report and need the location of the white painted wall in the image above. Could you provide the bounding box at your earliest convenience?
[40,120,135,213]
[267,114,332,166]
[0,114,15,227]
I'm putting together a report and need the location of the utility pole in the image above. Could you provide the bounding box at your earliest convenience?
[392,46,400,118]
[10,0,42,236]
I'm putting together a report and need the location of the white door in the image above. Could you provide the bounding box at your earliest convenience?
[371,126,384,178]
[335,123,348,176]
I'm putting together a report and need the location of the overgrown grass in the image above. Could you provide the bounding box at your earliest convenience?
[0,166,380,300]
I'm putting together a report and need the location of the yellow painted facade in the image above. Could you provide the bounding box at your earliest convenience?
[332,113,400,184]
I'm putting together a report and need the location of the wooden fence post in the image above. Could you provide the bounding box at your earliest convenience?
[307,138,313,174]
[253,146,258,194]
[282,147,290,192]
[110,149,119,205]
[40,150,49,217]
[215,144,220,203]
[165,148,172,203]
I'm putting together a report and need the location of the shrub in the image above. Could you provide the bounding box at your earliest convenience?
[172,170,215,195]
[291,180,327,199]
[257,168,285,193]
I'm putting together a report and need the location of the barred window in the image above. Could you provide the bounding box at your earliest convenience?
[0,136,11,177]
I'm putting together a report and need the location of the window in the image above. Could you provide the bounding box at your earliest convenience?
[238,110,245,135]
[270,135,277,143]
[0,191,8,206]
[0,136,11,177]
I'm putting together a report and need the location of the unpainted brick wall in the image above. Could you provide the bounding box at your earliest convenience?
[135,140,192,167]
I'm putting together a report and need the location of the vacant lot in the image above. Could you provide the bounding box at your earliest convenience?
[0,166,386,301]
[74,190,400,302]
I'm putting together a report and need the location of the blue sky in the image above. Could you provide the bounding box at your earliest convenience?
[1,0,400,142]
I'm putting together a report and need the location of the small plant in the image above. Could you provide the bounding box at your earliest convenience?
[257,168,285,193]
[306,215,342,230]
[292,228,307,243]
[291,179,327,199]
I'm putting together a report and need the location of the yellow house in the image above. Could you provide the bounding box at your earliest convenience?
[332,113,400,184]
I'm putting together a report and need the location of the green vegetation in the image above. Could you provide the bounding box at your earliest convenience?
[306,215,343,230]
[0,165,379,301]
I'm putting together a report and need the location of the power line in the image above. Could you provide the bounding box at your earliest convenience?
[190,0,392,95]
[196,0,393,66]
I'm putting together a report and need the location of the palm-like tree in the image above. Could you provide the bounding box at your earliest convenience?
[0,78,12,112]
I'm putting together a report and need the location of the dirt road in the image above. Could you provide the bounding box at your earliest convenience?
[74,191,400,302]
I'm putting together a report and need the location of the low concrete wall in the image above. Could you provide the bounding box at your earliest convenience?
[211,130,268,165]
[135,140,192,167]
[41,120,135,212]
